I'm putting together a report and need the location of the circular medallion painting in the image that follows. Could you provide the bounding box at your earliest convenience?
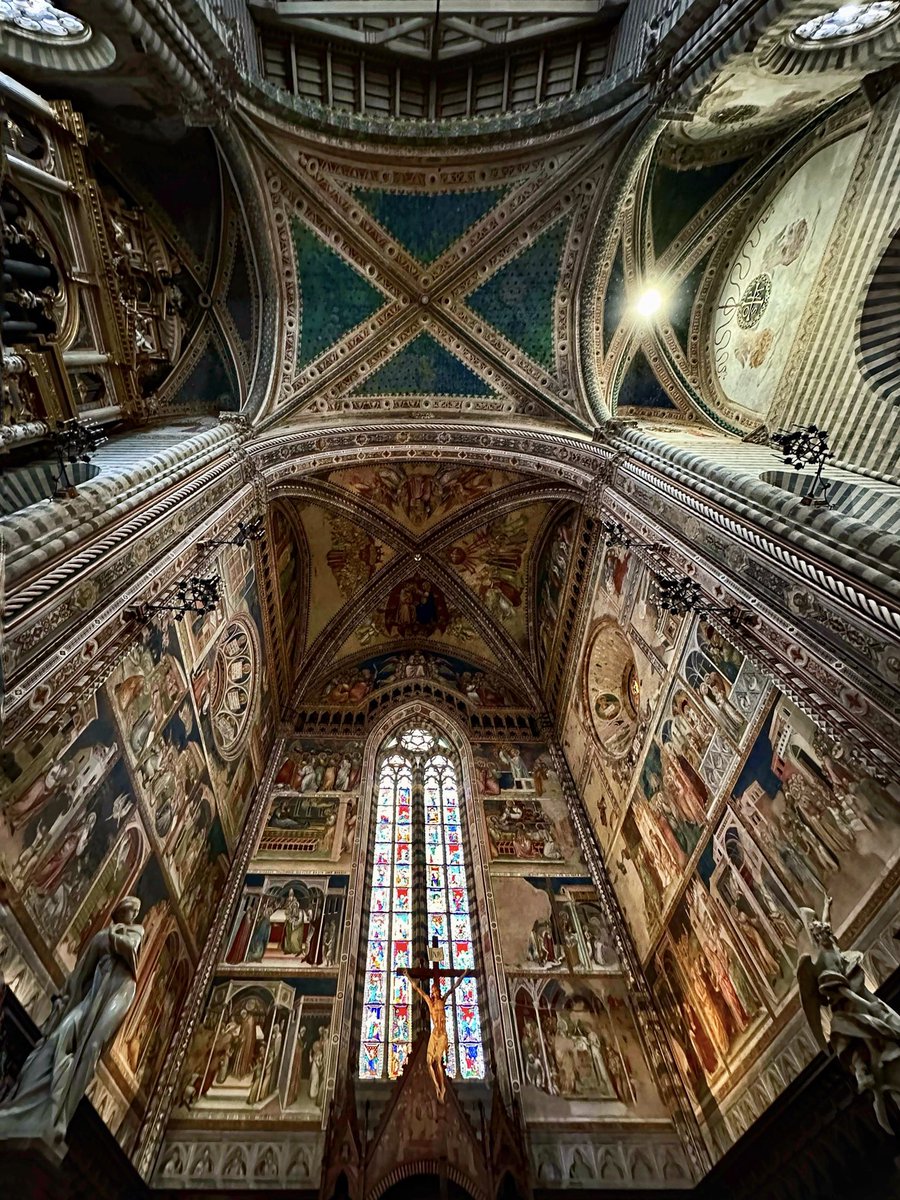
[209,616,260,760]
[583,622,640,759]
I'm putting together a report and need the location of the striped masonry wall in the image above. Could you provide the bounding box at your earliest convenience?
[857,228,900,408]
[769,84,900,478]
[645,425,900,535]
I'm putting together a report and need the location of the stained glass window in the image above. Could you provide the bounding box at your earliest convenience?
[359,732,485,1083]
[793,3,899,43]
[0,0,87,37]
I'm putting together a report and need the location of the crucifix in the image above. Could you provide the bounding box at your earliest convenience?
[402,936,467,1103]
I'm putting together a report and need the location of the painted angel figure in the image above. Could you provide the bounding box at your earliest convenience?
[797,896,900,1132]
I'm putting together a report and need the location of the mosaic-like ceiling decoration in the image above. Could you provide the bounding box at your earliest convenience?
[263,141,593,427]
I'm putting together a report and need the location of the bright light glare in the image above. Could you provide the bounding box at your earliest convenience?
[635,287,664,317]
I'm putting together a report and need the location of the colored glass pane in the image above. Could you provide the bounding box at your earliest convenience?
[389,1043,409,1077]
[368,941,387,970]
[370,913,389,939]
[360,1042,383,1077]
[390,1006,409,1040]
[428,876,445,897]
[365,973,386,1003]
[458,977,478,1005]
[450,914,470,941]
[460,1043,484,1079]
[392,940,411,967]
[359,734,484,1083]
[363,1005,384,1040]
[429,914,447,940]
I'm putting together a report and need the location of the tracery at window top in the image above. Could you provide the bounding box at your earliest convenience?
[793,2,899,43]
[359,728,484,1082]
[0,0,87,38]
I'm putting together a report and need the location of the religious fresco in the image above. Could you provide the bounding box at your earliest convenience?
[322,463,528,532]
[258,738,362,864]
[270,500,308,684]
[260,795,353,862]
[0,920,52,1026]
[534,505,577,676]
[584,620,643,760]
[445,504,551,647]
[275,738,365,793]
[107,541,269,853]
[315,650,521,709]
[225,874,347,968]
[472,743,584,872]
[512,974,668,1122]
[173,977,336,1121]
[604,636,771,960]
[340,574,483,658]
[560,553,680,858]
[492,877,615,973]
[295,502,393,647]
[728,694,900,930]
[712,131,864,421]
[583,632,900,1141]
[107,856,191,1104]
[0,542,274,1145]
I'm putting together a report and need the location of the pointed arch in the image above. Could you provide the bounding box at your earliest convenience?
[357,719,485,1082]
[334,701,508,1099]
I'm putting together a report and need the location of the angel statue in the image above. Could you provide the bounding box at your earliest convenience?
[798,896,900,1132]
[0,896,143,1154]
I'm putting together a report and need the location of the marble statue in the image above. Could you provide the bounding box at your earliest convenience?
[798,896,900,1131]
[0,896,143,1153]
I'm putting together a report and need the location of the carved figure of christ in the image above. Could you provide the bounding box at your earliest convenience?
[402,953,467,1103]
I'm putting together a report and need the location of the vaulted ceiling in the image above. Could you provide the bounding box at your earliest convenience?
[250,121,605,430]
[268,462,581,713]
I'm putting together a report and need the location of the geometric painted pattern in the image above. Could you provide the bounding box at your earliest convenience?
[467,217,569,371]
[617,349,676,410]
[352,333,493,396]
[292,219,385,365]
[353,187,506,263]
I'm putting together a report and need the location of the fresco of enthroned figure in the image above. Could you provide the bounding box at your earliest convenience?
[512,976,669,1121]
[225,874,347,968]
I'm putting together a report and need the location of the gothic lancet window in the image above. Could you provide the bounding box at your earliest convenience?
[358,727,485,1082]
